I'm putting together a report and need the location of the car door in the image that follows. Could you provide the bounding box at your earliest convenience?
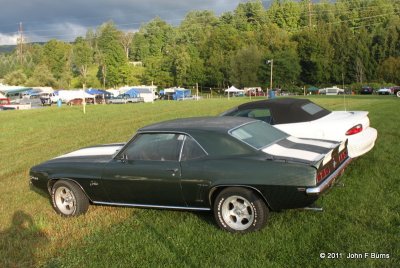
[101,133,185,206]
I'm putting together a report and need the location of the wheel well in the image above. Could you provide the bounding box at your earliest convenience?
[209,185,272,211]
[48,178,92,203]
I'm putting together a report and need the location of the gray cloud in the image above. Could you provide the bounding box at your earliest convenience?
[0,0,242,45]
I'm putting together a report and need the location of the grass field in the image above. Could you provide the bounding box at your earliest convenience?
[0,96,399,267]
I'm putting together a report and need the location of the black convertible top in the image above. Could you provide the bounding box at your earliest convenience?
[222,98,331,125]
[139,116,257,133]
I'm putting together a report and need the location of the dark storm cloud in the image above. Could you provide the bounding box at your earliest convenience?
[0,0,242,45]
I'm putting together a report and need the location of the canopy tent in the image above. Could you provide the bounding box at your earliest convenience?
[225,86,244,93]
[225,86,244,98]
[0,86,32,96]
[124,88,140,98]
[53,90,95,102]
[86,88,106,95]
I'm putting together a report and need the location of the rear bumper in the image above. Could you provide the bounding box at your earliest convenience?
[347,127,377,158]
[306,157,352,195]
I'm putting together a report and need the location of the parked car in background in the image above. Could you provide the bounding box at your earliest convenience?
[360,86,374,94]
[0,97,12,110]
[376,88,393,95]
[221,98,377,158]
[390,86,400,97]
[29,117,351,233]
[107,94,143,104]
[40,93,53,106]
[67,98,94,106]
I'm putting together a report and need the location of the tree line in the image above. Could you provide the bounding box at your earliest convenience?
[1,0,399,92]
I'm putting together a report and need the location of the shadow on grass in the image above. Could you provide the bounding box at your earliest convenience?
[0,211,49,267]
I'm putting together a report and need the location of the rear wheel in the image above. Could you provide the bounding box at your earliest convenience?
[214,187,268,233]
[397,91,400,97]
[51,180,89,216]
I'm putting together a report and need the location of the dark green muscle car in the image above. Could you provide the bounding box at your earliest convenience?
[30,117,351,233]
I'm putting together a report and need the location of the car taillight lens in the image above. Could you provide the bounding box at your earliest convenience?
[316,167,330,184]
[338,150,347,162]
[346,124,363,135]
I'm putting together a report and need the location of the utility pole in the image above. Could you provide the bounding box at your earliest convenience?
[196,82,199,101]
[17,22,24,65]
[267,59,273,98]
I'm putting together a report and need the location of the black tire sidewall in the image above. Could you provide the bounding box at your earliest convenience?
[51,180,88,217]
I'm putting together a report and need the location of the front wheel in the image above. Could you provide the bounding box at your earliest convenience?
[51,180,89,216]
[397,91,400,97]
[214,187,268,233]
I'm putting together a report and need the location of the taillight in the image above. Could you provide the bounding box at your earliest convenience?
[316,167,330,183]
[346,124,363,135]
[338,150,347,162]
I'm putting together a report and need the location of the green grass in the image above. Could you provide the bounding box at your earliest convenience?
[0,96,399,267]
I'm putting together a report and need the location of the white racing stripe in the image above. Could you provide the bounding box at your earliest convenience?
[287,136,338,148]
[262,144,324,162]
[54,146,123,159]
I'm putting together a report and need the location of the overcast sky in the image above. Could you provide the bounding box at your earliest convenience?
[0,0,256,45]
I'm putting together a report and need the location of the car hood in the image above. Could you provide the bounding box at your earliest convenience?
[47,143,125,164]
[262,136,344,167]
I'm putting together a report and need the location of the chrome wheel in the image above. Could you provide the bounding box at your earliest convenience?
[54,186,77,215]
[221,195,255,231]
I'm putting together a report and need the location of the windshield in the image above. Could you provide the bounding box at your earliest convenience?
[229,121,288,150]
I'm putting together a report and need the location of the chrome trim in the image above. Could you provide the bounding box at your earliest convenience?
[306,157,352,195]
[92,201,211,211]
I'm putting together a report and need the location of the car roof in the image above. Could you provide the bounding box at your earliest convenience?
[233,98,331,124]
[139,116,258,133]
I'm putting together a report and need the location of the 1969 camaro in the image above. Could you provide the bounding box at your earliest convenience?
[30,117,351,232]
[220,98,377,158]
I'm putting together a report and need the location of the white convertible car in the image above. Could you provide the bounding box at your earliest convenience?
[221,98,377,158]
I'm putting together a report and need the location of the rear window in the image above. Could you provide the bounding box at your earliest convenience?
[301,103,325,115]
[229,121,288,149]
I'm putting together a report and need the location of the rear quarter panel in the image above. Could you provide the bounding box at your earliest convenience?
[196,157,317,210]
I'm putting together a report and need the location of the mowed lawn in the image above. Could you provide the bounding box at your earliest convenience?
[0,96,398,267]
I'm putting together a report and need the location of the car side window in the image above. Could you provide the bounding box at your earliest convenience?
[180,136,207,161]
[124,133,184,161]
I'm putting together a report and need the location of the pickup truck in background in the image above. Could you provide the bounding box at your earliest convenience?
[107,94,144,104]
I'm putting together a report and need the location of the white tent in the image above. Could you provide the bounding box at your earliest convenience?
[225,86,244,93]
[225,86,244,98]
[55,90,95,102]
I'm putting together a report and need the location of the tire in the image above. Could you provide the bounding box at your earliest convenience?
[397,91,400,97]
[213,187,268,233]
[51,180,89,217]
